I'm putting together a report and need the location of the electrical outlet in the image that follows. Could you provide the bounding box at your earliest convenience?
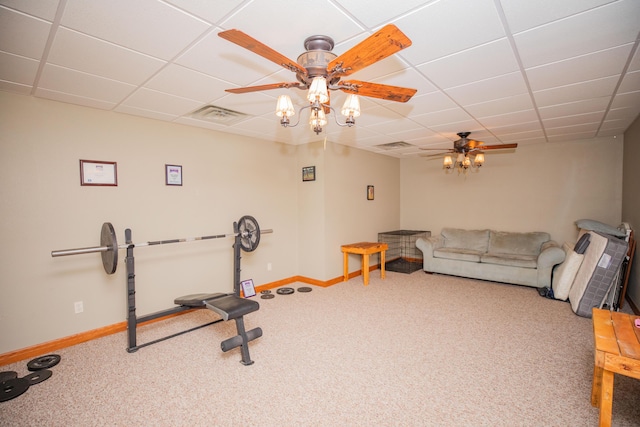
[74,301,84,314]
[267,262,272,271]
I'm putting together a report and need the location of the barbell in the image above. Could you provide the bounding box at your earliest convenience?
[51,215,272,275]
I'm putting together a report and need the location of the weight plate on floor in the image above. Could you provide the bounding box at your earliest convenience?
[260,294,275,299]
[260,290,272,294]
[27,354,61,371]
[0,371,17,382]
[23,369,52,386]
[237,215,260,252]
[100,222,118,275]
[297,287,312,293]
[276,287,294,295]
[0,377,29,402]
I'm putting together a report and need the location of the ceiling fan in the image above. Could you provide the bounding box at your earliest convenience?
[218,25,417,133]
[420,132,518,155]
[419,132,518,174]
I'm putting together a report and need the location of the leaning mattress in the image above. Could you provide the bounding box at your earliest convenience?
[569,231,628,318]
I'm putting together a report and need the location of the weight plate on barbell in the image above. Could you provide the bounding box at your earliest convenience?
[23,369,52,386]
[237,215,260,252]
[0,377,29,402]
[27,354,61,371]
[100,222,118,275]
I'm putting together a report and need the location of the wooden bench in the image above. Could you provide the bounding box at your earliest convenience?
[591,308,640,426]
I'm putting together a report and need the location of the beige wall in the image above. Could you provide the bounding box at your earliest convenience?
[400,138,624,246]
[623,115,640,309]
[0,92,401,354]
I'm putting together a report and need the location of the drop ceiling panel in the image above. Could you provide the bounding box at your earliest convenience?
[48,28,167,85]
[61,0,211,60]
[164,0,245,24]
[0,51,39,85]
[0,7,51,59]
[144,64,230,103]
[514,0,640,68]
[445,72,528,106]
[465,94,535,118]
[417,38,519,89]
[499,0,615,33]
[38,64,136,102]
[0,0,59,20]
[533,76,619,107]
[118,88,202,116]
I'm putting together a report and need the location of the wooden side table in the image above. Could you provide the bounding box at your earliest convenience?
[341,242,388,285]
[591,308,640,426]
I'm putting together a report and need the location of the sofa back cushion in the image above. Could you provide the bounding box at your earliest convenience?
[488,231,550,256]
[441,228,490,252]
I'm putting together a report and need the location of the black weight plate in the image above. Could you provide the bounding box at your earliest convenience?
[27,354,61,371]
[23,369,52,386]
[276,287,294,295]
[260,294,275,299]
[100,222,118,275]
[0,371,17,382]
[238,215,260,252]
[0,377,29,402]
[297,287,312,293]
[260,290,272,294]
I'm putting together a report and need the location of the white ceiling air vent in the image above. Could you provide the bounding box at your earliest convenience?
[375,141,414,150]
[188,105,249,125]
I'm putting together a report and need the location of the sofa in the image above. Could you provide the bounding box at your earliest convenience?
[415,228,565,288]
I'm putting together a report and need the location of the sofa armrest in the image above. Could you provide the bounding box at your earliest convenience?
[535,240,566,288]
[416,236,443,271]
[538,241,565,267]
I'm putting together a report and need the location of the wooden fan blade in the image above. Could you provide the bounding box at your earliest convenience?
[219,29,308,76]
[328,24,412,77]
[339,80,416,103]
[225,82,305,94]
[471,143,518,151]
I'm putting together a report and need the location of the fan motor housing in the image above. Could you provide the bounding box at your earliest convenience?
[297,35,338,83]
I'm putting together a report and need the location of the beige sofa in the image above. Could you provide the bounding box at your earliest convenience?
[415,228,565,288]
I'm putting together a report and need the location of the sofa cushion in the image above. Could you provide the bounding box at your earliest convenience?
[481,253,538,268]
[441,228,489,252]
[488,231,549,256]
[433,247,482,262]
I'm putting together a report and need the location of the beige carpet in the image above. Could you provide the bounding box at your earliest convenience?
[1,271,639,426]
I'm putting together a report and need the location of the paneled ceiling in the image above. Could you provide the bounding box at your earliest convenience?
[1,0,639,157]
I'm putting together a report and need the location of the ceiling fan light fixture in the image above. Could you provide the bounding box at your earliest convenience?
[275,95,295,118]
[309,108,327,134]
[474,152,485,166]
[341,94,361,124]
[443,155,453,169]
[307,77,329,104]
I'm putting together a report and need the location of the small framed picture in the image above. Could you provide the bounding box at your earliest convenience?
[302,166,315,182]
[165,164,182,186]
[80,160,117,186]
[367,185,374,200]
[241,279,256,298]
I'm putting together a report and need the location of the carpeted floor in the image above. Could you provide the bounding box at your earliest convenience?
[1,271,639,426]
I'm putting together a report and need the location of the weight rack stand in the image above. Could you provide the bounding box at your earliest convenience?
[125,221,244,353]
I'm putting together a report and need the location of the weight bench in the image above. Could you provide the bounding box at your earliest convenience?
[174,293,262,365]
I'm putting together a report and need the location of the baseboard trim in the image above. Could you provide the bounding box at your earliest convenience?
[0,269,379,367]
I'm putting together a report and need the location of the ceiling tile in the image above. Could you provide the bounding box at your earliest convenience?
[538,97,610,119]
[465,93,535,118]
[499,0,615,33]
[144,64,231,103]
[61,0,211,60]
[618,70,640,94]
[514,0,640,68]
[119,87,203,116]
[526,44,632,91]
[478,109,539,128]
[418,38,519,89]
[533,75,619,107]
[445,72,528,106]
[0,7,51,58]
[38,64,136,102]
[48,28,167,85]
[0,51,39,85]
[163,0,245,24]
[0,0,59,20]
[394,0,505,64]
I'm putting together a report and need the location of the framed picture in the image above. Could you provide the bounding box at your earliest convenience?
[302,166,316,182]
[367,185,374,200]
[241,279,256,298]
[80,160,117,186]
[165,164,182,186]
